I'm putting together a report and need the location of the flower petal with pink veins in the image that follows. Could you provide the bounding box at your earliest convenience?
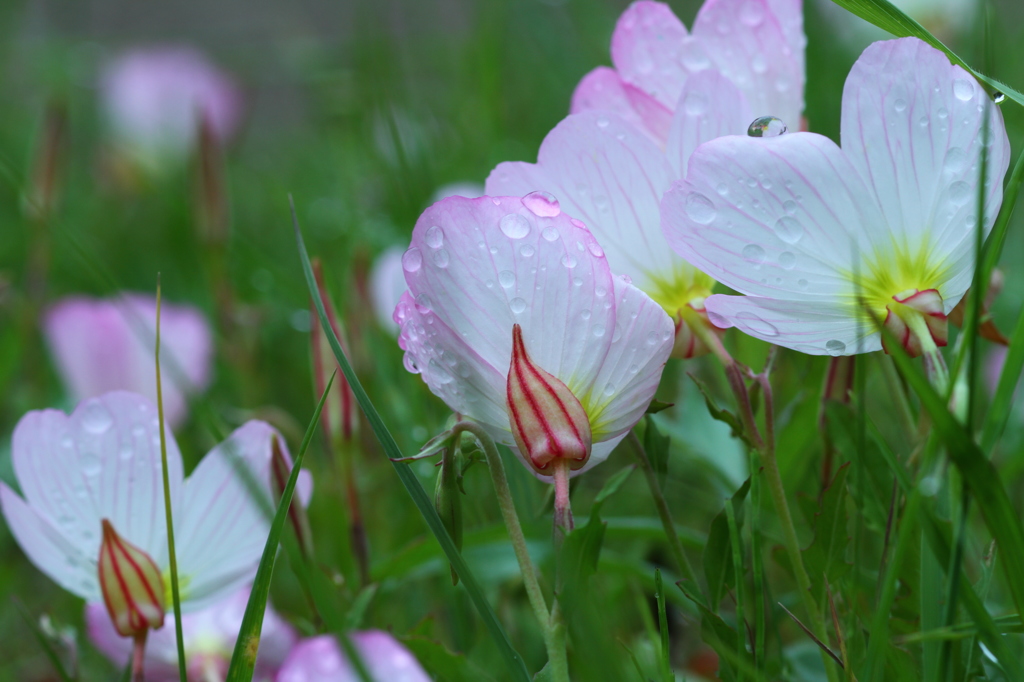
[610,1,690,110]
[840,37,1009,299]
[276,632,431,682]
[175,421,297,610]
[705,294,880,356]
[486,112,679,296]
[570,67,671,144]
[666,69,752,177]
[44,294,213,427]
[692,0,804,127]
[662,132,888,299]
[0,391,184,601]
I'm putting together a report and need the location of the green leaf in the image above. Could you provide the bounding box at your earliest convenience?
[802,463,851,603]
[828,0,1024,107]
[292,200,532,682]
[655,569,672,682]
[702,479,751,612]
[689,374,754,449]
[676,580,741,682]
[643,416,671,487]
[399,634,498,682]
[645,400,674,415]
[225,374,352,682]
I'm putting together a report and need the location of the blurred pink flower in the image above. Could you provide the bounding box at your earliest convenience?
[86,586,295,682]
[570,0,804,144]
[393,196,674,480]
[276,632,431,682]
[0,391,311,612]
[488,0,805,358]
[661,38,1009,356]
[44,294,213,428]
[100,47,242,169]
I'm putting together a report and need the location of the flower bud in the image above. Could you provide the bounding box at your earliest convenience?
[98,519,165,638]
[672,299,725,359]
[270,436,314,558]
[882,288,948,358]
[506,324,592,473]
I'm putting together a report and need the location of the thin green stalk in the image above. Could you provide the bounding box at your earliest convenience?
[655,569,672,682]
[725,501,749,679]
[750,452,766,674]
[452,421,569,682]
[627,431,701,592]
[154,278,188,682]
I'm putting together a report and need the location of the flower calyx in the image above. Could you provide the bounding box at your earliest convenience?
[882,288,948,358]
[98,519,166,639]
[506,324,592,474]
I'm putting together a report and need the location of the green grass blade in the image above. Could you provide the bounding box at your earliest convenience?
[828,0,1024,107]
[155,279,188,682]
[654,568,672,682]
[291,198,533,682]
[223,373,361,682]
[979,144,1024,296]
[12,599,75,682]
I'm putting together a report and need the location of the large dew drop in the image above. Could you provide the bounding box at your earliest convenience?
[742,244,766,265]
[80,400,113,435]
[773,216,803,244]
[825,339,847,356]
[402,247,423,273]
[952,79,975,102]
[424,225,444,248]
[499,213,531,239]
[684,193,716,224]
[747,116,787,138]
[522,191,561,217]
[509,297,527,314]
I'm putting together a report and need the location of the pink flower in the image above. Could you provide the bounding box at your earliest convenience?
[100,47,242,169]
[394,196,674,480]
[43,295,213,428]
[660,38,1009,356]
[488,0,804,358]
[0,391,311,612]
[276,633,431,682]
[86,587,295,682]
[570,0,804,145]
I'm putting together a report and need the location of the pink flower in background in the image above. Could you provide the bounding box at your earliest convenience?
[570,0,804,145]
[86,587,295,682]
[661,38,1009,356]
[488,0,804,358]
[100,47,242,168]
[44,295,212,428]
[276,632,430,682]
[394,196,673,480]
[0,391,311,612]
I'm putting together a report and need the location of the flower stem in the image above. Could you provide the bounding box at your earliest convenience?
[552,460,574,545]
[627,431,701,591]
[131,632,147,682]
[452,421,570,682]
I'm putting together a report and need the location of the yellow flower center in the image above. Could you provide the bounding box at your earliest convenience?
[843,239,951,323]
[644,264,715,317]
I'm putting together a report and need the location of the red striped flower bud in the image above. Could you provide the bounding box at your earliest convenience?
[98,519,165,638]
[882,288,948,358]
[506,324,592,474]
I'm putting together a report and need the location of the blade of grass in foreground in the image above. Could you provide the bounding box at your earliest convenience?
[291,198,533,682]
[12,599,75,682]
[828,0,1024,107]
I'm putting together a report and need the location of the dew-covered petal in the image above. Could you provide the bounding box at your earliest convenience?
[764,0,805,74]
[570,66,671,144]
[666,69,752,177]
[400,196,618,413]
[0,483,101,601]
[175,421,289,610]
[276,632,431,682]
[486,112,681,296]
[610,1,690,110]
[705,293,881,355]
[43,295,214,427]
[691,0,805,129]
[6,391,183,585]
[841,37,1010,299]
[369,246,408,334]
[662,132,887,299]
[581,276,674,441]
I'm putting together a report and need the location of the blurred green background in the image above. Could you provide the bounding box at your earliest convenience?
[1,0,1024,679]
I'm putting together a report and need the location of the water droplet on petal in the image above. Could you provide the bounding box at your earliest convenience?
[415,293,432,313]
[707,310,731,328]
[953,79,975,102]
[499,270,516,288]
[797,278,809,289]
[510,297,527,314]
[573,276,583,287]
[825,339,846,356]
[736,311,778,337]
[948,181,971,206]
[739,0,764,26]
[646,331,659,346]
[520,244,536,257]
[424,225,444,248]
[943,147,967,174]
[684,193,716,224]
[742,244,766,264]
[542,226,559,242]
[81,400,113,434]
[596,115,610,128]
[716,183,729,196]
[500,213,531,239]
[683,91,708,116]
[747,116,787,137]
[773,216,803,244]
[893,98,907,113]
[751,54,767,74]
[587,241,605,257]
[593,326,606,338]
[523,191,561,217]
[433,248,450,268]
[119,444,135,461]
[403,352,420,373]
[402,247,423,273]
[561,254,577,268]
[581,309,592,320]
[783,199,798,215]
[778,251,796,269]
[80,453,101,476]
